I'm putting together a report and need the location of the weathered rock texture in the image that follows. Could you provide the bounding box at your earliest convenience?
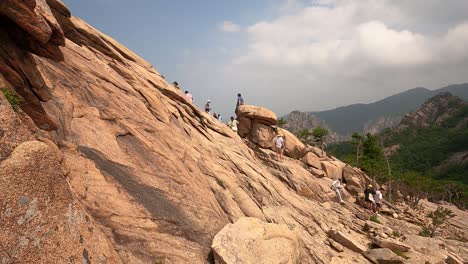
[212,217,301,264]
[0,1,467,264]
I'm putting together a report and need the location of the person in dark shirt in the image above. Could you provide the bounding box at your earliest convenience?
[235,93,244,115]
[364,184,376,211]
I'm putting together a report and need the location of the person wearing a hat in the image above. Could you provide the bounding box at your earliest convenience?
[274,133,285,162]
[205,100,211,113]
[364,184,376,211]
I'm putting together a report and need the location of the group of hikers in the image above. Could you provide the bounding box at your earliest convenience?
[176,82,287,162]
[175,81,383,214]
[331,178,384,214]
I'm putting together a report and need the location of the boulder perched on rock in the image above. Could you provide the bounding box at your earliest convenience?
[363,248,405,264]
[342,165,370,196]
[327,230,367,253]
[320,160,346,180]
[277,128,307,159]
[373,238,412,252]
[302,152,321,169]
[250,121,275,149]
[212,217,301,264]
[238,116,252,137]
[237,105,277,125]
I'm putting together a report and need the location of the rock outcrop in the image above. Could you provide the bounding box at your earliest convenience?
[1,1,467,264]
[363,248,405,264]
[397,92,466,131]
[212,217,301,264]
[282,110,326,133]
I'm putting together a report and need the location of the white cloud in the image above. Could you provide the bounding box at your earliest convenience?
[185,1,468,117]
[240,1,468,71]
[218,21,241,33]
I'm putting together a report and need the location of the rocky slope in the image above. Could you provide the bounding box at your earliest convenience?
[0,1,467,263]
[396,92,466,131]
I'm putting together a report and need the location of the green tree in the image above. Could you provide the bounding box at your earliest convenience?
[419,207,455,237]
[351,132,363,167]
[277,118,287,128]
[312,126,329,157]
[360,134,386,183]
[296,129,314,145]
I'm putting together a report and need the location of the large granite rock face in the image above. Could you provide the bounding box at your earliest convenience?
[0,91,120,264]
[212,217,301,264]
[1,1,467,264]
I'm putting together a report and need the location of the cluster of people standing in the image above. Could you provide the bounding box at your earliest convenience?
[364,184,384,215]
[330,179,384,215]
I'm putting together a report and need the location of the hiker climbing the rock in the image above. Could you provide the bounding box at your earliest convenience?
[217,114,223,121]
[331,179,345,203]
[205,100,211,113]
[374,187,384,215]
[235,93,244,115]
[227,116,239,132]
[184,90,193,102]
[364,184,376,211]
[274,133,285,162]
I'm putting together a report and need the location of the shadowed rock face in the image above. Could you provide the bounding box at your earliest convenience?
[1,1,467,264]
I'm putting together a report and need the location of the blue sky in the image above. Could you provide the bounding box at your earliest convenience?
[62,0,282,117]
[62,0,468,118]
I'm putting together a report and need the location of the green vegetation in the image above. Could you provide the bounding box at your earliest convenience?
[296,129,314,145]
[419,207,455,237]
[1,87,22,111]
[312,126,329,156]
[277,118,287,128]
[392,230,400,237]
[392,249,409,259]
[216,178,226,189]
[327,96,468,208]
[369,215,381,224]
[295,126,330,156]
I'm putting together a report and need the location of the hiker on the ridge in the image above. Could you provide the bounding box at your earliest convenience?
[205,100,211,113]
[173,81,180,89]
[331,179,345,203]
[227,116,239,132]
[213,112,218,119]
[374,187,384,215]
[184,91,193,102]
[364,184,376,211]
[274,133,285,162]
[217,114,223,121]
[235,93,244,115]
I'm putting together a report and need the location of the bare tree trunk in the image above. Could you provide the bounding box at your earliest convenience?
[380,139,392,202]
[355,142,361,167]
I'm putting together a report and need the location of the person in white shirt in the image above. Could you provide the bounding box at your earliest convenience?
[374,188,384,214]
[227,116,239,132]
[331,179,345,203]
[274,134,285,161]
[184,91,193,102]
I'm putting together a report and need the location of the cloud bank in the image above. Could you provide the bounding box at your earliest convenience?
[186,0,468,117]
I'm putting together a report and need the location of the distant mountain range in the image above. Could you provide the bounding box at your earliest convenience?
[284,83,468,138]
